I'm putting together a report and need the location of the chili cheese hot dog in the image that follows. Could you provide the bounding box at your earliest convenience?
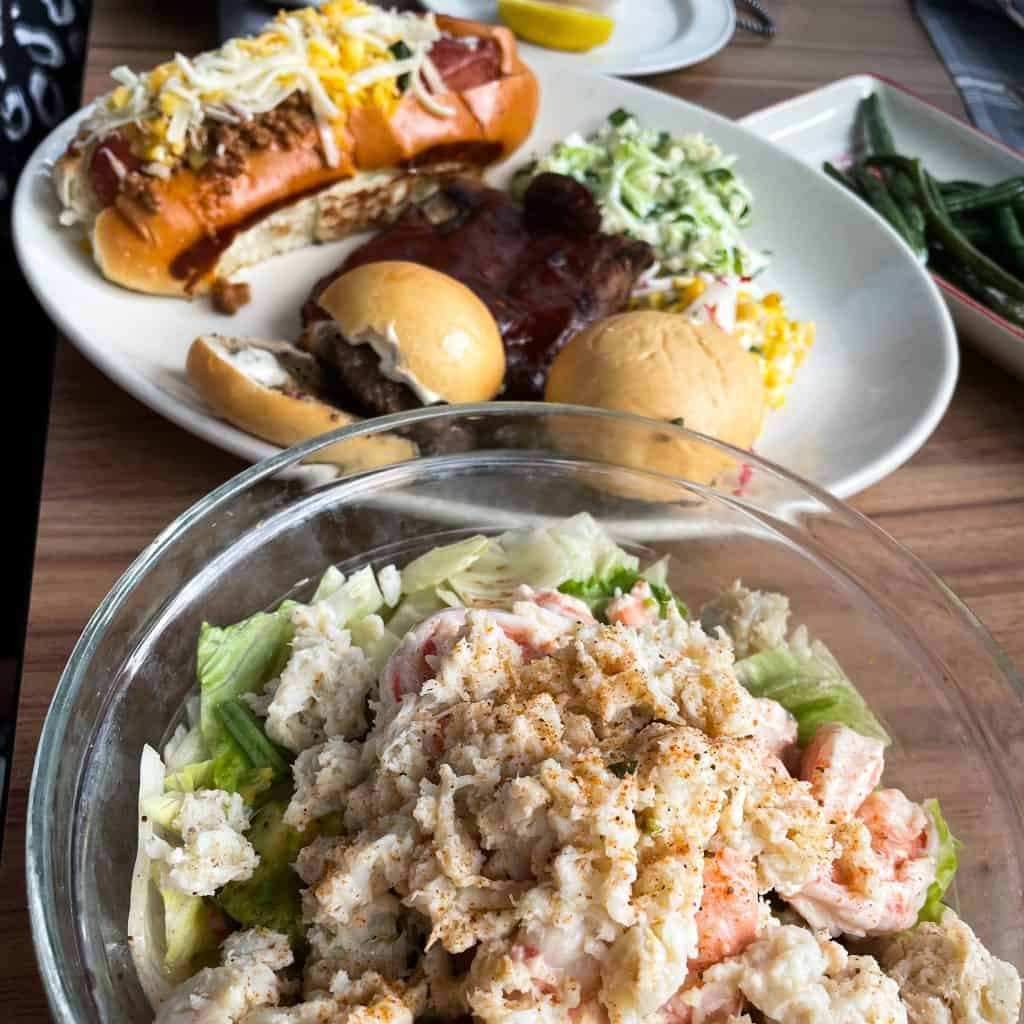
[53,2,539,298]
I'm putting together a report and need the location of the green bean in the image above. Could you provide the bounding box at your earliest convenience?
[914,159,1024,301]
[952,219,996,247]
[934,258,1024,327]
[939,179,984,193]
[862,94,897,154]
[992,205,1024,276]
[823,161,861,194]
[942,178,1024,214]
[852,167,928,262]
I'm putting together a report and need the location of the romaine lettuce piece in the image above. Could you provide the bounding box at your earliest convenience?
[734,636,890,745]
[164,759,215,793]
[161,882,218,978]
[217,700,289,776]
[197,608,294,793]
[399,535,489,596]
[918,798,962,923]
[214,799,305,945]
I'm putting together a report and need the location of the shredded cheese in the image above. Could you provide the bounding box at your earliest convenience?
[80,0,458,170]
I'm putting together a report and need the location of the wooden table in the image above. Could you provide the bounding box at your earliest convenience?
[5,0,1024,1018]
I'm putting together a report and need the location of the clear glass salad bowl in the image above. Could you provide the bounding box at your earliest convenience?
[27,403,1024,1023]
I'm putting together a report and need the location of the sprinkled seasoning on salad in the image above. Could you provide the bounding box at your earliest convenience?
[515,111,816,408]
[128,515,1021,1024]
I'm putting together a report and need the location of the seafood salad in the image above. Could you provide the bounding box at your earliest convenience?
[130,515,1021,1024]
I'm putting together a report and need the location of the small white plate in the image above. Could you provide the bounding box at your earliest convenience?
[420,0,735,76]
[14,62,957,498]
[741,74,1024,379]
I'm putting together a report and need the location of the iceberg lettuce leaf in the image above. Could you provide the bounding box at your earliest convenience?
[399,535,489,596]
[918,798,962,923]
[734,639,890,745]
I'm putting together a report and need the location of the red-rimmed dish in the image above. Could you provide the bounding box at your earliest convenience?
[741,73,1024,378]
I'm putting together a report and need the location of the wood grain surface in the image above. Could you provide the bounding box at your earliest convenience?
[5,0,1024,1018]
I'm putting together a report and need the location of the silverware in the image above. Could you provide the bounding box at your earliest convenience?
[735,0,776,37]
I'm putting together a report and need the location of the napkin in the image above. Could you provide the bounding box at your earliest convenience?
[915,0,1024,149]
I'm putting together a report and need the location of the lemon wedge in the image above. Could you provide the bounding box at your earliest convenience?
[497,0,615,52]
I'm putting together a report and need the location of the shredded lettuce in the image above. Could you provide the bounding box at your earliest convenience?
[351,615,402,673]
[141,791,186,830]
[322,565,384,626]
[312,565,346,603]
[734,635,890,745]
[511,111,768,279]
[449,514,639,606]
[163,722,208,772]
[400,535,490,595]
[559,566,689,621]
[918,798,962,923]
[640,556,670,588]
[197,608,295,794]
[164,759,215,793]
[386,588,447,637]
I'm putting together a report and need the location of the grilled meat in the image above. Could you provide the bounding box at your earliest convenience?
[302,172,655,400]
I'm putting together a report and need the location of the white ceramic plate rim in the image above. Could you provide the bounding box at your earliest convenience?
[14,67,957,499]
[420,0,736,76]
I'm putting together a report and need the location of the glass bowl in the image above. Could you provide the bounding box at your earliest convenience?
[26,403,1024,1023]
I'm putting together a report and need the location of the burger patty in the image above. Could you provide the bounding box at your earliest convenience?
[299,322,421,417]
[302,173,655,401]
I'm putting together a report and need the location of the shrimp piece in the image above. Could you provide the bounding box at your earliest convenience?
[691,849,760,973]
[606,581,660,627]
[751,699,798,764]
[470,925,604,1024]
[787,787,936,937]
[520,586,597,624]
[799,723,885,821]
[652,851,758,1024]
[382,608,558,702]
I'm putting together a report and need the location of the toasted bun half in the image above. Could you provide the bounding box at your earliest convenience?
[545,312,766,486]
[315,260,505,403]
[56,19,538,299]
[186,334,417,470]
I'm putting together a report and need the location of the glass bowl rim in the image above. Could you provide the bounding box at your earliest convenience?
[25,400,1024,1023]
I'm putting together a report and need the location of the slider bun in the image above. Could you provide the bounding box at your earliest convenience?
[186,334,417,470]
[316,261,505,403]
[545,312,766,487]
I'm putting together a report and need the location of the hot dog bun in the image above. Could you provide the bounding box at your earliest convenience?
[186,334,417,469]
[56,14,539,299]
